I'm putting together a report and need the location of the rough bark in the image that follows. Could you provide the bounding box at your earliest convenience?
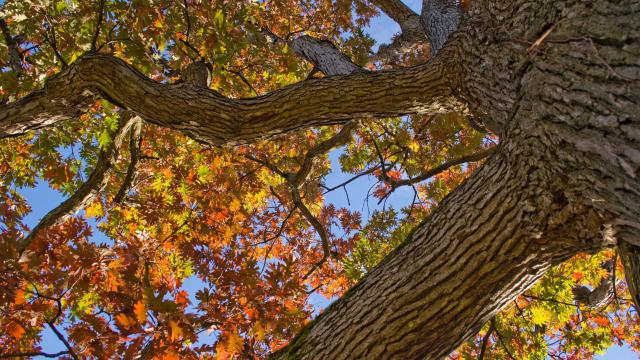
[370,0,428,62]
[289,35,365,76]
[421,0,461,57]
[0,53,467,145]
[273,142,613,359]
[1,0,639,357]
[274,0,640,357]
[0,18,23,74]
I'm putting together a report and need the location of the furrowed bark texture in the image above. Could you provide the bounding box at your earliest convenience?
[1,0,639,357]
[370,0,428,62]
[421,0,461,57]
[0,54,465,145]
[274,0,640,357]
[289,35,365,76]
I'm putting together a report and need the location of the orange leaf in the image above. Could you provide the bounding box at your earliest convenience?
[14,289,26,305]
[116,313,134,330]
[8,322,25,340]
[572,271,584,281]
[592,316,610,327]
[175,290,190,306]
[134,301,147,323]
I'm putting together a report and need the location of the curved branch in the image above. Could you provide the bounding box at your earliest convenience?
[17,113,138,253]
[0,53,463,145]
[389,147,495,187]
[113,117,143,204]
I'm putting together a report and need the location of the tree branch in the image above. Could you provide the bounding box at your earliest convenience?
[0,18,23,73]
[16,113,139,253]
[113,117,143,204]
[388,147,495,187]
[0,53,464,145]
[478,319,495,360]
[369,0,428,63]
[0,351,71,359]
[90,0,106,52]
[421,0,462,57]
[289,35,365,76]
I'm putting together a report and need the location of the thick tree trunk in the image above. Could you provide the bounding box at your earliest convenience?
[1,0,638,357]
[274,0,640,357]
[272,143,614,359]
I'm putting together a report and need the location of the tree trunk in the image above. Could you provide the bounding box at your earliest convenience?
[274,0,640,357]
[1,0,638,357]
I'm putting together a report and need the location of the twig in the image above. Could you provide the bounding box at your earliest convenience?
[0,351,71,358]
[114,117,143,203]
[90,0,106,51]
[478,319,496,360]
[492,318,516,360]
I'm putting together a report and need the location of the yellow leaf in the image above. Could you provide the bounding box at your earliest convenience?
[169,320,182,341]
[85,201,104,218]
[226,332,244,354]
[229,198,241,212]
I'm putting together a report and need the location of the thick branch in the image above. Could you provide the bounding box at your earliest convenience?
[421,0,462,57]
[272,145,610,358]
[372,0,418,26]
[370,0,428,63]
[289,35,364,76]
[571,260,616,308]
[0,53,464,145]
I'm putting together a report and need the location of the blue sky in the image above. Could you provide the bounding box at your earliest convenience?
[12,0,637,358]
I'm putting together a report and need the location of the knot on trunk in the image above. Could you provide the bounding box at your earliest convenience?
[182,61,211,88]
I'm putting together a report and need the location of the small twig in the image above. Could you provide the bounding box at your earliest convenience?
[0,351,71,358]
[492,318,516,360]
[43,14,68,67]
[478,319,496,360]
[90,0,106,51]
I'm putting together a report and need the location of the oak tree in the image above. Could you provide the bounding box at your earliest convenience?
[0,0,639,358]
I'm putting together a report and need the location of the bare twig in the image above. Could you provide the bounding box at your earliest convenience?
[478,319,496,360]
[0,351,71,358]
[90,0,106,51]
[492,318,516,360]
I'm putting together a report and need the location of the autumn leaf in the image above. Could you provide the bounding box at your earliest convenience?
[133,301,147,323]
[116,313,135,330]
[169,320,183,341]
[8,322,25,340]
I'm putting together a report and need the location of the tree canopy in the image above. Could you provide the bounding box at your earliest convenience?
[0,0,638,358]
